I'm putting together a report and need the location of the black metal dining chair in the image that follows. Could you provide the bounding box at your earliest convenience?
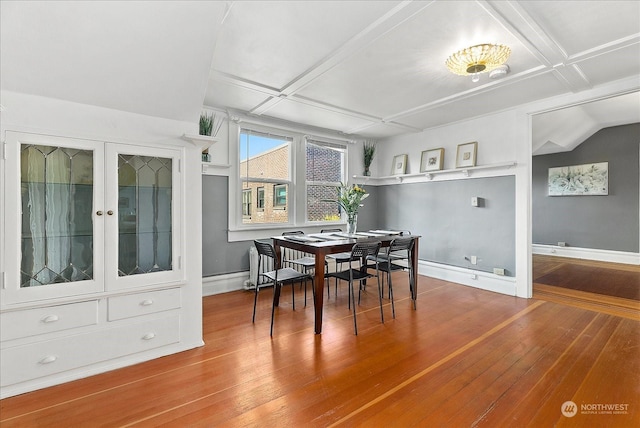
[252,240,314,336]
[321,228,352,298]
[366,236,415,318]
[325,240,382,335]
[281,231,326,304]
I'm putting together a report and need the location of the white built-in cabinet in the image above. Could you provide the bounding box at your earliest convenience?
[1,131,192,399]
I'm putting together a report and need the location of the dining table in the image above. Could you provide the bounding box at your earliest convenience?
[272,230,419,334]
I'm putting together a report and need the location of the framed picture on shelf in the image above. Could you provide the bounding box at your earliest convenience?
[391,154,408,175]
[455,141,478,168]
[420,148,444,172]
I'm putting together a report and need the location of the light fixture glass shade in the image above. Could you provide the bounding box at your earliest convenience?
[445,44,511,76]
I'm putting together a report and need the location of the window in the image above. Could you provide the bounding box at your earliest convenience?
[257,187,265,210]
[235,126,347,229]
[239,128,292,224]
[273,184,287,208]
[305,139,346,222]
[242,189,252,217]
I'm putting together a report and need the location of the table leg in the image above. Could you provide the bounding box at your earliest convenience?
[313,248,326,334]
[273,240,282,307]
[411,238,419,309]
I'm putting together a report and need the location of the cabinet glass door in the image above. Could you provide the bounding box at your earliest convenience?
[106,144,182,289]
[3,132,104,303]
[21,145,95,286]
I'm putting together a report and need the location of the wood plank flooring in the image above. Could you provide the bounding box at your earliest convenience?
[533,254,640,321]
[1,272,639,427]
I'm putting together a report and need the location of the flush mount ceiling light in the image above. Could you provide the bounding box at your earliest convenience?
[445,44,511,82]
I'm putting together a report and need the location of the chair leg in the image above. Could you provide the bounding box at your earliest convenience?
[350,280,358,335]
[378,272,385,323]
[292,281,295,311]
[252,282,259,323]
[389,271,395,319]
[270,282,278,336]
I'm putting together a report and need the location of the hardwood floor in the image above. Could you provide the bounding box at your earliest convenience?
[1,272,639,427]
[533,254,640,321]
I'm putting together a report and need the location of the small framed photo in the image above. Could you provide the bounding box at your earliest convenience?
[456,141,478,168]
[391,154,408,175]
[420,148,444,172]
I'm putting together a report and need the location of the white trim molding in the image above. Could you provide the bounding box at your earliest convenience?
[202,272,249,296]
[417,260,517,296]
[532,244,640,265]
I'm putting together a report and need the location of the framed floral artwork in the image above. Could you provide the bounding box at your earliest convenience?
[391,154,407,175]
[455,141,478,168]
[420,148,444,172]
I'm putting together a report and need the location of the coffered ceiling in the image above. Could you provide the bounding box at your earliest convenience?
[2,1,639,147]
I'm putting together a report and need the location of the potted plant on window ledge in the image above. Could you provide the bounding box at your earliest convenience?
[363,140,376,176]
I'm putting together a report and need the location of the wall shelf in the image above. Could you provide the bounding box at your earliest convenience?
[181,134,218,150]
[202,162,231,175]
[353,161,517,184]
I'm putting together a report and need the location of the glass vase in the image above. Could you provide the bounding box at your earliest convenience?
[347,213,357,234]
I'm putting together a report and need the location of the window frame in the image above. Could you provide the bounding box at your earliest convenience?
[256,186,265,211]
[228,121,350,239]
[242,188,252,218]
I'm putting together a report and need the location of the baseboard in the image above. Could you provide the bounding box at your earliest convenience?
[532,244,640,265]
[417,260,517,296]
[203,263,518,297]
[202,272,249,296]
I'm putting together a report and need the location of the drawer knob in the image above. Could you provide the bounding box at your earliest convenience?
[142,332,156,340]
[41,314,60,323]
[140,299,154,306]
[39,355,57,364]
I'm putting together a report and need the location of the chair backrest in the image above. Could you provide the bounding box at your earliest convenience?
[254,240,279,269]
[387,236,414,264]
[281,231,309,262]
[350,240,382,262]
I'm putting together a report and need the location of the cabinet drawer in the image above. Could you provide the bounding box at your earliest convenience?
[1,301,98,342]
[1,314,180,387]
[108,288,181,321]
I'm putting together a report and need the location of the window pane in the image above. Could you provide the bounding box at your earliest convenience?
[306,140,345,222]
[242,181,288,224]
[242,189,252,217]
[240,130,290,180]
[307,184,341,222]
[307,142,344,182]
[240,129,291,225]
[20,144,94,287]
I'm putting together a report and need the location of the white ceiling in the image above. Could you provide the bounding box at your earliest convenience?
[2,1,639,151]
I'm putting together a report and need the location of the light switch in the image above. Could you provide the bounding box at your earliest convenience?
[471,196,478,207]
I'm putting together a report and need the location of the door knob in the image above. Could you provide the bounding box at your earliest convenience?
[107,210,114,216]
[96,211,103,216]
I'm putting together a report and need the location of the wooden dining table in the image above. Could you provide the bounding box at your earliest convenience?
[272,231,419,334]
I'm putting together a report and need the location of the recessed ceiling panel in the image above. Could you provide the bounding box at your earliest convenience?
[520,1,640,56]
[297,1,541,119]
[212,1,402,90]
[576,45,640,87]
[204,80,271,113]
[399,73,567,130]
[265,99,376,134]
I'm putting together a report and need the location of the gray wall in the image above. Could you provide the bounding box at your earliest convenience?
[202,176,251,276]
[376,177,516,276]
[532,124,639,252]
[203,175,516,277]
